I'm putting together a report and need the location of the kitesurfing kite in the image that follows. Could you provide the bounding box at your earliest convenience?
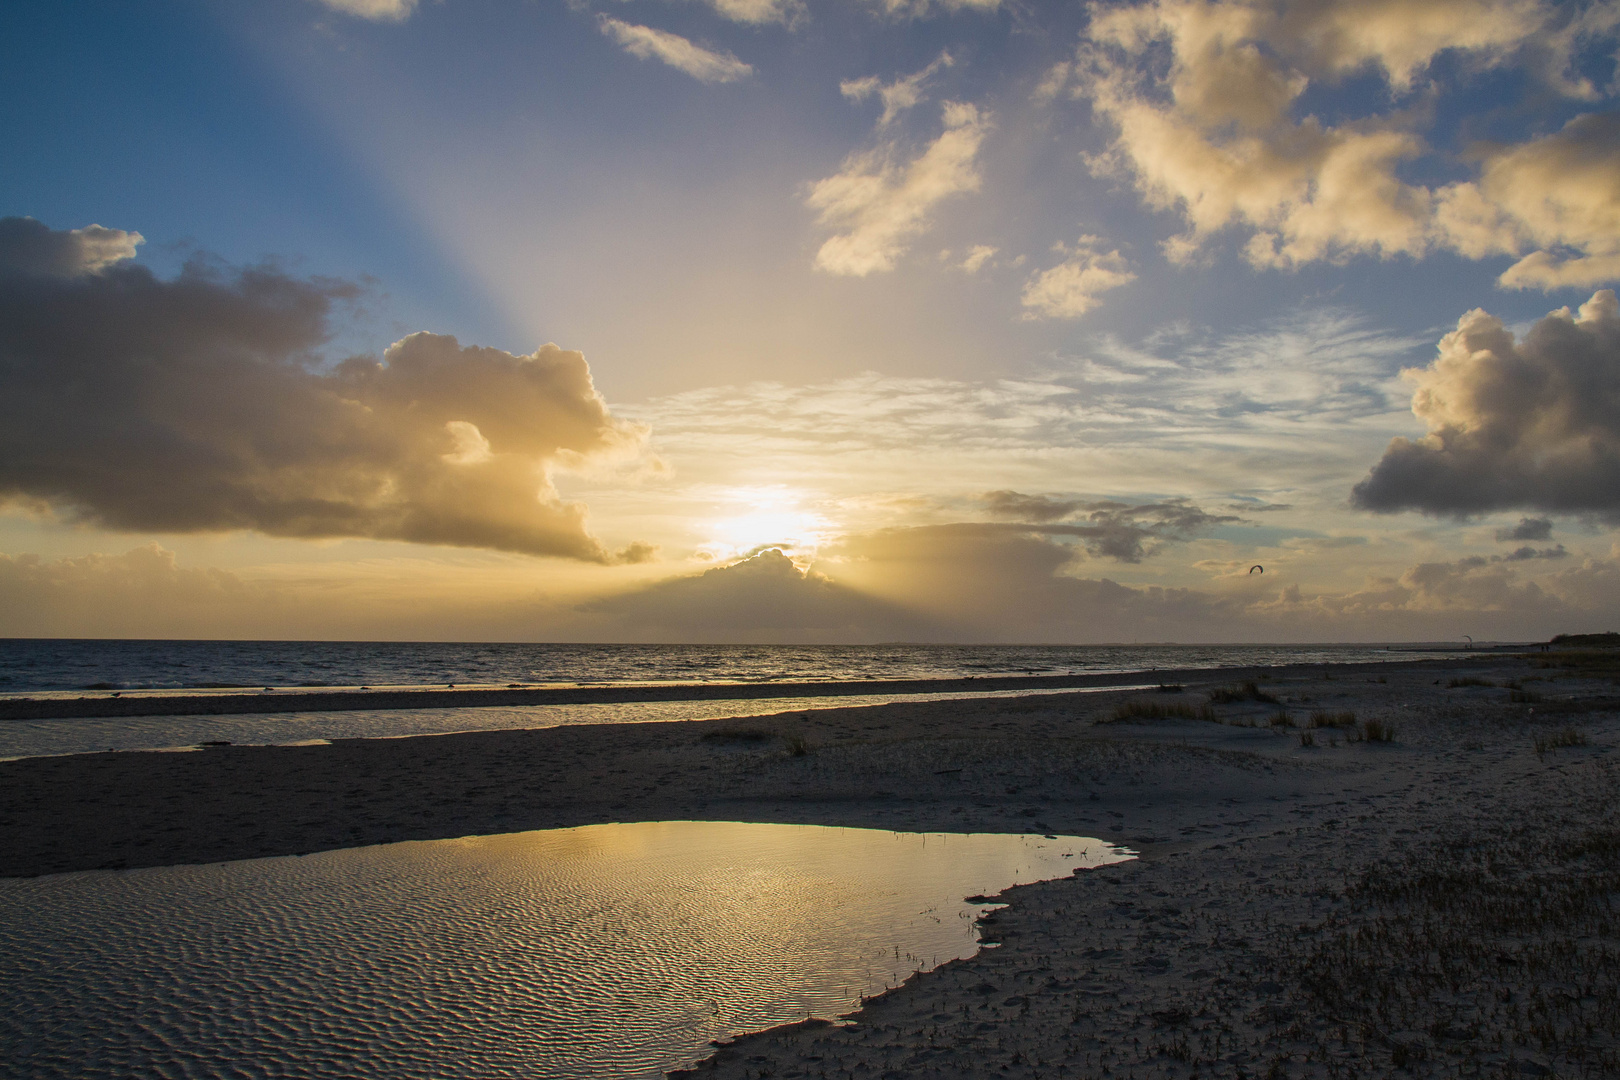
[1248,565,1263,574]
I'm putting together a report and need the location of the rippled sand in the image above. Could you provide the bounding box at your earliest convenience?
[1,822,1125,1079]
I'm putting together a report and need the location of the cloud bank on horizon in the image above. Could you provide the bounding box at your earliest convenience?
[2,0,1619,641]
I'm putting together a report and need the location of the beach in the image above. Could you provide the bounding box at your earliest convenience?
[4,653,1617,1077]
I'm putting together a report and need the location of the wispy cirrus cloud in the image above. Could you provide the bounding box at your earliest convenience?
[597,17,753,83]
[608,305,1424,532]
[863,0,1003,18]
[313,0,417,21]
[806,101,990,275]
[840,51,954,127]
[701,0,805,26]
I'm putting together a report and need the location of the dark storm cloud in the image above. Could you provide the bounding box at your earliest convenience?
[981,491,1240,562]
[1498,545,1568,562]
[1497,517,1554,542]
[1353,291,1620,517]
[0,218,647,560]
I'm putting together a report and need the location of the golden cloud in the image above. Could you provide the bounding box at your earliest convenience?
[0,218,651,561]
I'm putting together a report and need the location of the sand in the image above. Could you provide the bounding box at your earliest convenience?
[4,653,1617,1078]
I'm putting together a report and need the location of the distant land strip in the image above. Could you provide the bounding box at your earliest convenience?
[0,660,1450,721]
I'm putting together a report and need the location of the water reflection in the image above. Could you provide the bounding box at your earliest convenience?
[0,821,1131,1079]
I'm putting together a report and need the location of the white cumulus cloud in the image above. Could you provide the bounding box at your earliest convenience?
[1354,290,1620,516]
[1021,239,1136,319]
[1073,0,1620,288]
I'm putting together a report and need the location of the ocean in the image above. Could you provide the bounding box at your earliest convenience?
[0,639,1476,760]
[0,638,1469,695]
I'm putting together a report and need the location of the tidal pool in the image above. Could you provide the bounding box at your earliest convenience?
[1,821,1131,1079]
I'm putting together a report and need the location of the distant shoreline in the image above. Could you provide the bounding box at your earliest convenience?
[0,658,1456,721]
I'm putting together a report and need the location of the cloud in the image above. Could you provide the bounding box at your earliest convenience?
[982,490,1081,522]
[1075,0,1620,286]
[956,244,998,272]
[702,0,805,26]
[806,102,990,276]
[584,548,919,637]
[1352,290,1620,517]
[979,493,1240,561]
[314,0,417,21]
[597,17,753,83]
[840,51,954,128]
[826,524,1250,640]
[0,218,649,561]
[0,217,143,277]
[623,307,1423,524]
[863,0,1002,17]
[1437,112,1620,290]
[0,544,271,639]
[1496,516,1553,541]
[1020,238,1136,319]
[1498,544,1568,561]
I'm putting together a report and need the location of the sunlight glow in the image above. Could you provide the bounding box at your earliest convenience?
[700,487,830,561]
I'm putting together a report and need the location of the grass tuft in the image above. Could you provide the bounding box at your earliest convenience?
[700,726,774,744]
[1447,676,1495,688]
[1533,727,1587,758]
[1208,680,1280,705]
[1308,710,1357,729]
[1268,711,1294,728]
[1360,718,1396,743]
[1105,698,1217,723]
[1298,730,1315,747]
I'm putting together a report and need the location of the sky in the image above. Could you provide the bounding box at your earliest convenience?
[1,0,1618,643]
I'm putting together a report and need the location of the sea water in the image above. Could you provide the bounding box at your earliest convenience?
[0,638,1463,694]
[0,821,1132,1079]
[0,639,1466,759]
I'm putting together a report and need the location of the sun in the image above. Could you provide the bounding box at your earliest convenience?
[702,487,829,561]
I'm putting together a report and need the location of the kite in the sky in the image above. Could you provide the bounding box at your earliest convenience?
[1249,565,1264,574]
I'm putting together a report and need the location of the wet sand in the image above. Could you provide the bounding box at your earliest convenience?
[4,654,1617,1077]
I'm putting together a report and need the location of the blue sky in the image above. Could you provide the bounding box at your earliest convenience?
[2,0,1618,641]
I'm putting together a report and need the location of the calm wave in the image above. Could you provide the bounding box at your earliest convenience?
[0,639,1467,694]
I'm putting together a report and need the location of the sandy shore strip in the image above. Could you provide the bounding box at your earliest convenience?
[4,653,1618,1077]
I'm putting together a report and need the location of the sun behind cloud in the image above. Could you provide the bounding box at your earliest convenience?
[700,487,831,562]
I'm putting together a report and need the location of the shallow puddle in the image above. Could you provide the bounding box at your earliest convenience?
[1,821,1130,1079]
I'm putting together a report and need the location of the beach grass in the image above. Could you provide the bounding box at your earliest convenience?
[1296,824,1620,1077]
[1208,680,1280,705]
[1533,727,1588,758]
[700,726,775,743]
[1308,710,1357,729]
[1103,698,1217,723]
